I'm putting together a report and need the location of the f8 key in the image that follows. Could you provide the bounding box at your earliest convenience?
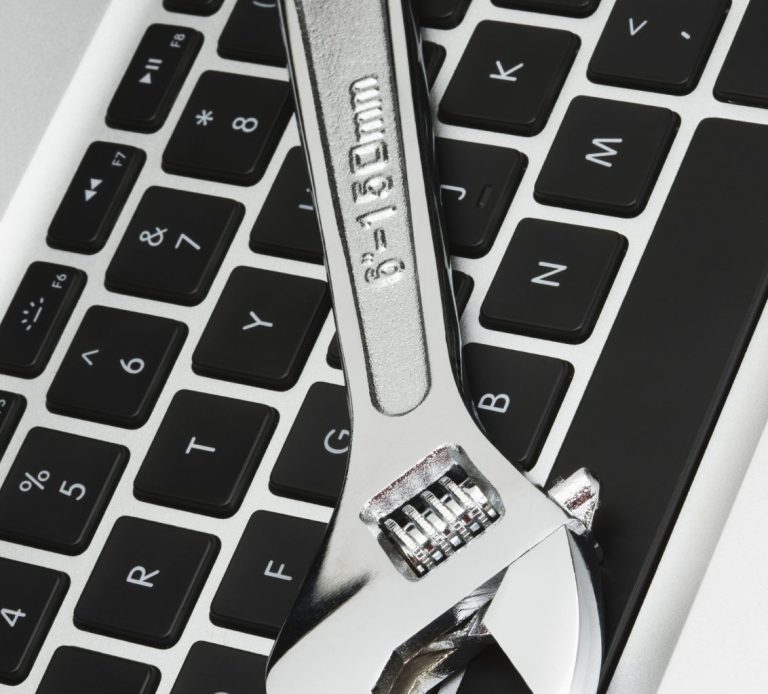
[107,24,202,133]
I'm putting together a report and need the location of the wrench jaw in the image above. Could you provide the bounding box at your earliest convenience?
[373,476,603,694]
[265,462,603,694]
[484,526,603,694]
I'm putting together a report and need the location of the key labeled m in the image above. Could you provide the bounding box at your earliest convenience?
[585,138,623,168]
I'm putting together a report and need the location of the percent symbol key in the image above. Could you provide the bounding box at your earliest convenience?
[0,429,128,554]
[18,471,50,493]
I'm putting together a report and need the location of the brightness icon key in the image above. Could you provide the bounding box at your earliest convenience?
[20,298,45,332]
[107,24,203,133]
[0,262,86,378]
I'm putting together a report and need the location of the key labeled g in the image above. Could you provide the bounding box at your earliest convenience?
[323,428,350,455]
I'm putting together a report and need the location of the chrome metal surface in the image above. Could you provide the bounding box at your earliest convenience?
[2,2,768,693]
[549,469,600,534]
[269,1,603,691]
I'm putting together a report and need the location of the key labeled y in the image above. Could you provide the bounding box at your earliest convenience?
[243,312,274,330]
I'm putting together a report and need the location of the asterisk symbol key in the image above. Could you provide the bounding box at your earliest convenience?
[195,109,214,126]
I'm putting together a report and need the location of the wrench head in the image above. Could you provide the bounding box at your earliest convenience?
[266,434,603,694]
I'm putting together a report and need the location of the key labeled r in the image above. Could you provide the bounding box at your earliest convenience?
[126,566,160,588]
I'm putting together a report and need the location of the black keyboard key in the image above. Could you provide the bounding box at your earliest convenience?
[0,262,85,378]
[0,428,127,554]
[423,41,446,88]
[250,147,322,263]
[74,517,219,648]
[481,219,626,343]
[415,0,471,28]
[163,71,292,185]
[218,0,286,66]
[134,390,277,517]
[164,0,223,15]
[326,335,342,370]
[194,267,330,390]
[453,270,475,317]
[535,97,678,217]
[326,270,473,369]
[464,344,571,470]
[0,391,25,461]
[270,382,349,505]
[47,306,186,428]
[171,642,266,694]
[492,0,599,17]
[437,138,526,256]
[37,647,161,694]
[107,25,202,132]
[211,511,325,637]
[715,1,768,109]
[106,187,244,305]
[589,0,729,95]
[440,21,579,136]
[0,558,68,685]
[254,136,524,263]
[457,646,531,693]
[47,142,145,253]
[550,119,768,678]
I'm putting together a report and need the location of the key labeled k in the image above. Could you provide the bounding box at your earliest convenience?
[489,60,524,82]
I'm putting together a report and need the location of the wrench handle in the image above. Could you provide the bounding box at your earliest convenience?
[280,0,459,417]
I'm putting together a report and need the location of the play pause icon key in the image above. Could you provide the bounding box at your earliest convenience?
[139,58,163,85]
[107,24,203,133]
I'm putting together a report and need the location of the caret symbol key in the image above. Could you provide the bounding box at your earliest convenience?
[267,1,605,693]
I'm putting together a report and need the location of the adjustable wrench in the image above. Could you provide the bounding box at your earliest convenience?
[268,1,603,691]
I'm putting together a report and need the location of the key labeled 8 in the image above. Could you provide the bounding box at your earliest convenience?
[232,116,259,133]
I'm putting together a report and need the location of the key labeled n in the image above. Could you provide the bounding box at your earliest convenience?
[531,261,567,287]
[585,138,623,168]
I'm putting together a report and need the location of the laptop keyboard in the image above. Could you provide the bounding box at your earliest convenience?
[1,0,767,691]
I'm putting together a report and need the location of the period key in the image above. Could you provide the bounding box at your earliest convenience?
[107,24,202,132]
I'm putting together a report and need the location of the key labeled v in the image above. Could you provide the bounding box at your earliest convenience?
[628,18,648,36]
[490,61,524,82]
